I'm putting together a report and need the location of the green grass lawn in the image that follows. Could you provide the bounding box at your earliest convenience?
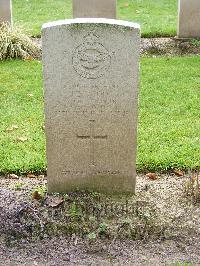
[0,57,199,174]
[13,0,178,37]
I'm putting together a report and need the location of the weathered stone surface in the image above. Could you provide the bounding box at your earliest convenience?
[73,0,116,19]
[42,18,140,193]
[0,0,12,24]
[178,0,200,38]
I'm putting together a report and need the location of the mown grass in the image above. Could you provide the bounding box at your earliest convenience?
[0,60,45,173]
[0,57,199,174]
[13,0,178,37]
[118,0,177,37]
[13,0,72,37]
[139,56,200,171]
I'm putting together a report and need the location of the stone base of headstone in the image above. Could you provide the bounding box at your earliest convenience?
[42,18,140,194]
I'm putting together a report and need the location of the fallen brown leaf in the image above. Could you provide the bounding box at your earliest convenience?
[16,136,28,142]
[48,197,64,208]
[27,173,37,179]
[32,191,42,200]
[146,173,157,180]
[24,56,34,61]
[174,170,184,177]
[123,2,129,7]
[38,175,45,179]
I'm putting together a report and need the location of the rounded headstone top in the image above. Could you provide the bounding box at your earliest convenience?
[42,18,140,31]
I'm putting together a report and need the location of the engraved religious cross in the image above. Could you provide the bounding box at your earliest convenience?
[77,120,108,167]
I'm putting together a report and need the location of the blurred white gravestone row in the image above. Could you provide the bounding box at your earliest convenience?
[178,0,200,38]
[0,0,12,25]
[73,0,116,19]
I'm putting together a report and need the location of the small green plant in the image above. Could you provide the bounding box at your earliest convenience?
[13,181,24,191]
[37,184,47,196]
[89,216,96,222]
[31,185,47,200]
[98,222,108,235]
[0,23,41,60]
[63,193,69,200]
[69,202,82,218]
[87,232,96,240]
[191,39,200,47]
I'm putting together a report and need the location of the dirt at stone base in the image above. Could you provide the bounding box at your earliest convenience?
[33,37,200,57]
[141,37,200,56]
[0,173,199,266]
[1,236,200,266]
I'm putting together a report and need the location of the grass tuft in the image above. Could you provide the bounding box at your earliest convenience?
[0,23,41,60]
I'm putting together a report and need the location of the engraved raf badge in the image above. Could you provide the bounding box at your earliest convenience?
[72,33,111,79]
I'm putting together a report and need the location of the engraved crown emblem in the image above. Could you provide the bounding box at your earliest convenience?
[84,33,99,43]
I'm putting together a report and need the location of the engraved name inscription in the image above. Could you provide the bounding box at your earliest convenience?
[53,83,132,118]
[62,170,120,176]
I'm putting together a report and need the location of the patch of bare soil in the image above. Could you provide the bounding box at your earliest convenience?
[0,173,199,265]
[141,38,200,56]
[33,37,200,57]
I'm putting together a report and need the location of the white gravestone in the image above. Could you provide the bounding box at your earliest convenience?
[73,0,116,19]
[0,0,12,24]
[42,18,140,193]
[178,0,200,38]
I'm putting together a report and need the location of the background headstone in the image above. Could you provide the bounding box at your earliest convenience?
[178,0,200,38]
[0,0,12,24]
[42,18,140,193]
[73,0,116,19]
